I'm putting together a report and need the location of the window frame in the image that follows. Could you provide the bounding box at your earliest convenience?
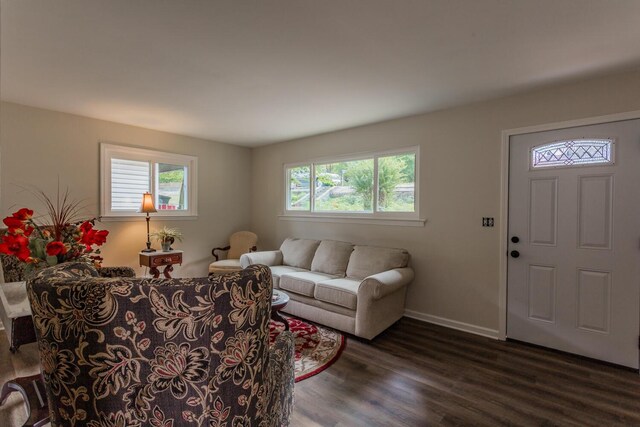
[100,142,198,219]
[283,146,420,221]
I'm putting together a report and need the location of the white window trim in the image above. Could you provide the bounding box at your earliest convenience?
[100,142,198,219]
[282,146,423,225]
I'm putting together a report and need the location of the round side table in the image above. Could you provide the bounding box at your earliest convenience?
[271,290,290,331]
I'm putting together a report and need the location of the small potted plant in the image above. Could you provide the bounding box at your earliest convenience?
[150,226,183,252]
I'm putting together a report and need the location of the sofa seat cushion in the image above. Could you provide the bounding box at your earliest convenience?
[279,238,320,270]
[279,271,339,297]
[314,278,361,310]
[346,245,410,280]
[283,291,357,318]
[311,240,354,276]
[269,266,306,288]
[208,259,242,273]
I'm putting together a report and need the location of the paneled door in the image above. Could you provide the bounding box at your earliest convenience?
[507,119,640,368]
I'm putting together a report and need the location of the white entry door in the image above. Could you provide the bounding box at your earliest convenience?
[507,119,640,369]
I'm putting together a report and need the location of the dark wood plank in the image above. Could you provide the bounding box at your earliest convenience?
[292,317,640,426]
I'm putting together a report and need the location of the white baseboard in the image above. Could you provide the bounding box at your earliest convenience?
[404,309,500,340]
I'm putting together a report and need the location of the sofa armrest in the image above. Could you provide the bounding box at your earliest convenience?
[240,250,283,268]
[265,331,295,426]
[98,266,136,278]
[359,267,414,300]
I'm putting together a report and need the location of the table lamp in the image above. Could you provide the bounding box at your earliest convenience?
[138,192,157,252]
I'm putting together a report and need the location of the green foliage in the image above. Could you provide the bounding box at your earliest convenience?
[344,160,374,210]
[289,154,416,212]
[150,226,183,242]
[316,173,336,187]
[397,154,415,180]
[289,189,310,209]
[377,156,404,208]
[289,166,310,188]
[315,192,371,212]
[158,170,184,183]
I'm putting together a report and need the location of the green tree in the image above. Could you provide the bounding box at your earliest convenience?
[397,154,415,181]
[159,170,184,183]
[344,160,374,210]
[377,156,405,208]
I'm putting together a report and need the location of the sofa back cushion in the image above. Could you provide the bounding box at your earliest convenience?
[310,240,354,276]
[279,238,320,269]
[346,245,409,279]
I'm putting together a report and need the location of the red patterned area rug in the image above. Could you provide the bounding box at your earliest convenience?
[269,316,346,382]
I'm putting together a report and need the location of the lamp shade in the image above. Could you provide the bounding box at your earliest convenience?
[138,192,157,214]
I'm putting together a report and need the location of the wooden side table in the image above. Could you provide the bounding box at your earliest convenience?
[139,250,183,278]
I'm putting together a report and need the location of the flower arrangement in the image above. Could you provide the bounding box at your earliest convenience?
[0,189,109,272]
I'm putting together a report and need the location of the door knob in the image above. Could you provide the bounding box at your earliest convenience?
[511,236,520,243]
[510,250,520,258]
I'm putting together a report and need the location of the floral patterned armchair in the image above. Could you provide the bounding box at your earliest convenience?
[27,262,295,427]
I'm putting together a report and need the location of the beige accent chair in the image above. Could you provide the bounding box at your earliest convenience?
[241,237,414,339]
[208,231,258,274]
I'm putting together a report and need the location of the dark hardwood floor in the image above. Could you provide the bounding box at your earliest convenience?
[292,317,640,426]
[2,317,639,426]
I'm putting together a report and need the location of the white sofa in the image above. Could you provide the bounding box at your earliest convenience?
[240,238,414,339]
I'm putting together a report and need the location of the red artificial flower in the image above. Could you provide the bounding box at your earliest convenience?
[45,241,68,256]
[92,229,109,246]
[79,221,93,234]
[0,234,31,261]
[3,216,24,230]
[3,217,33,236]
[3,208,35,236]
[12,208,33,221]
[78,221,109,249]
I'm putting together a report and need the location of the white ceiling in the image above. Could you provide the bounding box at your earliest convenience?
[2,0,640,147]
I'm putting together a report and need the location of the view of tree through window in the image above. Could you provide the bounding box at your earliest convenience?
[377,153,415,212]
[288,165,311,210]
[315,159,374,212]
[286,149,417,215]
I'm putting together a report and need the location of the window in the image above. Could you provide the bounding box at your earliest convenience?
[287,165,311,210]
[315,159,374,212]
[285,148,418,218]
[531,138,614,169]
[101,143,198,218]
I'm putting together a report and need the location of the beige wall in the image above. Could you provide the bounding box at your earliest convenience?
[250,69,640,334]
[0,102,252,278]
[2,68,639,333]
